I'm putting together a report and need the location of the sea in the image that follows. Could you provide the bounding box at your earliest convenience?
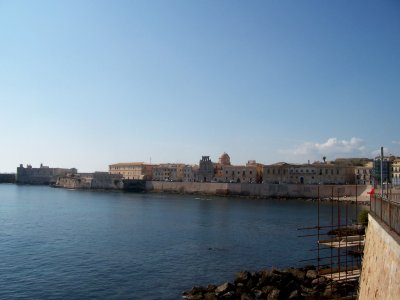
[0,184,364,299]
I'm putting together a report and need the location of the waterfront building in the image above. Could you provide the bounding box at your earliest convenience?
[16,164,77,185]
[183,165,198,182]
[152,164,185,181]
[56,172,123,189]
[215,164,259,183]
[0,173,16,183]
[391,158,400,186]
[263,161,356,185]
[197,156,214,182]
[373,156,394,185]
[213,153,263,183]
[109,162,155,180]
[219,152,231,165]
[355,162,373,185]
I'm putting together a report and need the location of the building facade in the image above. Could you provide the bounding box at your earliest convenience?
[213,153,263,183]
[109,162,155,180]
[391,158,400,186]
[197,156,214,182]
[263,162,356,185]
[56,172,123,189]
[373,157,393,185]
[355,162,373,185]
[152,164,185,181]
[183,165,198,182]
[16,164,77,185]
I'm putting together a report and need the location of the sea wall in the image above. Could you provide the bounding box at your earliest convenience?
[0,173,16,183]
[146,181,371,200]
[359,214,400,299]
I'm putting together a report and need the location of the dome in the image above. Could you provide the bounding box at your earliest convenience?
[219,152,231,165]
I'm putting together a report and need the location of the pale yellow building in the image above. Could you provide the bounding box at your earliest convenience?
[392,158,400,186]
[109,162,155,180]
[152,164,185,181]
[213,152,262,183]
[263,162,356,185]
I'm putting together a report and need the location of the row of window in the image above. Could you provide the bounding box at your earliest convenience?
[266,168,340,175]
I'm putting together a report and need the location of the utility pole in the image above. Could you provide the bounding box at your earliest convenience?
[381,147,384,198]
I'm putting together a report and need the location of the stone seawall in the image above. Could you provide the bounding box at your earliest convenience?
[146,182,371,201]
[358,215,400,299]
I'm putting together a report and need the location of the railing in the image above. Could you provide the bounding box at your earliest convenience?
[370,193,400,236]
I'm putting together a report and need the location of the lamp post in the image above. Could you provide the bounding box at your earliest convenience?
[381,147,384,199]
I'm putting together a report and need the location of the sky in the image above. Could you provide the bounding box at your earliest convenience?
[1,0,399,173]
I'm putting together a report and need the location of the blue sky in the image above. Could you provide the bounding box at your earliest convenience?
[1,0,399,172]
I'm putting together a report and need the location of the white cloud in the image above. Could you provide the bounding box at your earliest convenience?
[392,141,400,145]
[280,137,366,161]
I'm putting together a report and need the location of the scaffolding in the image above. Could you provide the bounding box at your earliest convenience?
[298,185,366,299]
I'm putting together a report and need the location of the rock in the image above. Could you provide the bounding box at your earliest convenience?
[252,289,262,298]
[288,268,306,281]
[182,293,204,300]
[182,286,206,300]
[300,285,314,294]
[323,284,337,298]
[258,270,272,287]
[306,270,318,280]
[285,279,298,292]
[311,277,327,286]
[204,292,217,300]
[235,283,248,296]
[240,293,253,300]
[215,282,234,295]
[221,291,236,299]
[207,285,217,293]
[235,271,252,284]
[267,288,280,300]
[288,289,300,299]
[261,285,275,295]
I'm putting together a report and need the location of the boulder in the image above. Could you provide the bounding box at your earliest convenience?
[311,277,327,286]
[288,268,306,281]
[221,291,236,299]
[215,282,234,295]
[204,292,217,300]
[235,271,252,284]
[182,286,206,299]
[240,293,253,300]
[267,288,280,300]
[258,270,272,287]
[306,270,318,280]
[288,289,300,299]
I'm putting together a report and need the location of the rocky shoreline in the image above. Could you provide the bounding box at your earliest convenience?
[182,266,358,299]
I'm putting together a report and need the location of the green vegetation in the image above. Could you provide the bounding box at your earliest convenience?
[358,209,369,226]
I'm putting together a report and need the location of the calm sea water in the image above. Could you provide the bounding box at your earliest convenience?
[0,184,363,299]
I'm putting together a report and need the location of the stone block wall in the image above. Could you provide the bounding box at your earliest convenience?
[358,215,400,299]
[145,182,371,200]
